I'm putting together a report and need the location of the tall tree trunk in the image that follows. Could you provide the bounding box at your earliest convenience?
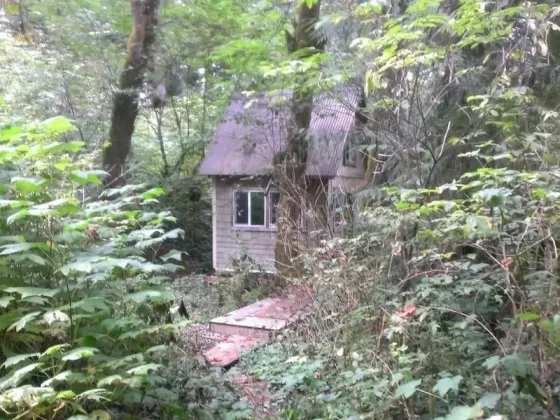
[103,0,160,187]
[274,0,322,277]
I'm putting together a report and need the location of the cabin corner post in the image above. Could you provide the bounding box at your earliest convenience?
[211,176,217,271]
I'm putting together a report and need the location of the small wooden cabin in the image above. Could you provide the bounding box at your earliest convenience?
[199,87,367,272]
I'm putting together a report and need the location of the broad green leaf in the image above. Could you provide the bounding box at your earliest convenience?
[22,296,49,305]
[78,388,110,402]
[68,170,106,186]
[0,146,19,162]
[0,296,14,308]
[0,311,23,329]
[11,177,46,194]
[9,253,48,265]
[4,287,57,298]
[42,370,86,387]
[153,387,178,402]
[7,209,29,224]
[126,363,164,375]
[0,199,32,209]
[474,188,511,208]
[8,311,42,332]
[3,3,19,15]
[483,355,501,370]
[478,392,501,409]
[0,242,48,256]
[145,345,168,354]
[2,352,40,368]
[502,353,532,377]
[41,116,74,134]
[0,125,23,142]
[72,297,110,313]
[1,385,55,404]
[159,249,187,262]
[60,260,94,275]
[30,198,80,216]
[432,376,462,397]
[395,379,421,398]
[444,405,483,420]
[88,410,111,420]
[135,228,184,249]
[42,344,70,357]
[517,312,540,321]
[97,375,123,387]
[61,347,99,361]
[42,141,84,154]
[56,390,76,399]
[0,363,43,390]
[142,187,165,199]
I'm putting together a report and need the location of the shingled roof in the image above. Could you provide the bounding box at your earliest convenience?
[199,87,363,178]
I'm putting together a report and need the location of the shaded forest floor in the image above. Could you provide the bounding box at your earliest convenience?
[170,274,283,418]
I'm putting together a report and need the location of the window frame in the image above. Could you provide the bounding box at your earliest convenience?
[232,189,267,228]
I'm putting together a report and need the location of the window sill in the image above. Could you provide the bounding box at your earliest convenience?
[232,226,277,232]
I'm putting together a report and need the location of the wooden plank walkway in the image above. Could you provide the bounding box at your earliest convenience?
[202,294,311,367]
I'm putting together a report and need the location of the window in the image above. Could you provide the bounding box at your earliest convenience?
[269,191,280,226]
[234,191,266,226]
[233,189,280,229]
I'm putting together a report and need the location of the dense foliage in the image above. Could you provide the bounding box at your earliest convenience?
[1,0,560,418]
[0,113,190,418]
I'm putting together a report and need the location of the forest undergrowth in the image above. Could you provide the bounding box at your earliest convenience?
[1,0,560,419]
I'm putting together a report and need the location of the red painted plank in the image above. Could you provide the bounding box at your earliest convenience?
[203,334,268,367]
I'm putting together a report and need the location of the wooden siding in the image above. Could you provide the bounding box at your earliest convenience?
[212,176,330,272]
[213,177,277,272]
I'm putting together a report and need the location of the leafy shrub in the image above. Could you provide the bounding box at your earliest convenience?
[0,115,188,418]
[149,175,212,273]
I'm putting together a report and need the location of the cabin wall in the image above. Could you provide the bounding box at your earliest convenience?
[329,150,367,238]
[332,146,367,192]
[213,177,277,272]
[211,176,330,272]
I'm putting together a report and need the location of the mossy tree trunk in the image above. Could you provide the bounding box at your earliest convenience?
[103,0,160,187]
[274,0,322,277]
